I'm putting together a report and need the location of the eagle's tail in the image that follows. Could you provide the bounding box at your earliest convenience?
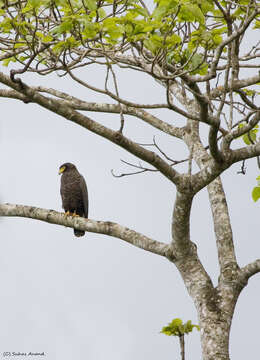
[74,229,85,237]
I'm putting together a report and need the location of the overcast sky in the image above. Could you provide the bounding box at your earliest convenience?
[0,33,260,359]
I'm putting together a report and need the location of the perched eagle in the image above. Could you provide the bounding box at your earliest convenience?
[59,163,89,237]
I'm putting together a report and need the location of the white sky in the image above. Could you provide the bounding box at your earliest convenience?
[0,41,260,359]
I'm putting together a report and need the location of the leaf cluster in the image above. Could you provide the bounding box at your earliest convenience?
[160,318,200,337]
[238,122,259,146]
[1,0,258,76]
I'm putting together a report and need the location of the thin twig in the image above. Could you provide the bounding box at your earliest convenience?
[179,335,185,360]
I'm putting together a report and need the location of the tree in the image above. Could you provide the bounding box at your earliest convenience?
[0,0,259,359]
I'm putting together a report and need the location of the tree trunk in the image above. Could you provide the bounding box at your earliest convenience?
[198,277,243,360]
[200,314,231,360]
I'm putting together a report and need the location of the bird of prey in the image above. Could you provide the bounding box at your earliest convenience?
[58,163,88,237]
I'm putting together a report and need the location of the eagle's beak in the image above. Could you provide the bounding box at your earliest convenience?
[59,166,65,175]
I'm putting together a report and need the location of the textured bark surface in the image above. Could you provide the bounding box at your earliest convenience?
[1,80,260,359]
[0,4,260,357]
[0,204,170,257]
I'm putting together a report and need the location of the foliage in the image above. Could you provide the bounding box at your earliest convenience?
[252,176,260,202]
[0,0,258,77]
[1,0,259,222]
[238,121,260,201]
[161,318,200,337]
[239,123,259,146]
[0,1,260,359]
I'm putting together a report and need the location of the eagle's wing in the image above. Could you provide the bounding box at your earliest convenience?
[80,175,89,218]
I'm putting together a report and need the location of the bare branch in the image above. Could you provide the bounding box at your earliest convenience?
[0,203,170,257]
[67,67,169,109]
[10,44,51,85]
[152,136,177,163]
[35,86,185,138]
[208,118,224,163]
[184,120,238,274]
[0,71,181,184]
[240,259,260,282]
[111,159,157,177]
[0,88,28,101]
[210,74,260,99]
[235,89,258,110]
[0,46,29,60]
[231,141,260,163]
[0,86,185,139]
[172,191,194,253]
[222,111,260,151]
[111,168,150,178]
[166,80,203,122]
[107,64,125,133]
[237,160,246,175]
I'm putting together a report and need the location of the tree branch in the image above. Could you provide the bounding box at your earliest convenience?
[0,71,181,185]
[0,47,29,60]
[35,86,185,139]
[0,86,184,139]
[240,259,260,282]
[210,74,260,99]
[187,8,260,83]
[184,121,238,275]
[0,203,170,257]
[208,119,224,163]
[221,111,260,152]
[171,191,194,255]
[231,141,260,163]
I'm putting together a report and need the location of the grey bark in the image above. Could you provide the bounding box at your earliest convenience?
[0,8,260,357]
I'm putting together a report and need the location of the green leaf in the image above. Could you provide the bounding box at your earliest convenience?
[2,56,17,66]
[237,123,259,145]
[212,34,223,46]
[178,4,205,24]
[184,320,192,333]
[52,36,79,53]
[19,55,30,62]
[161,325,174,336]
[102,18,124,42]
[242,88,257,97]
[152,0,178,20]
[0,18,14,32]
[131,4,149,18]
[242,128,258,145]
[191,53,203,68]
[84,0,97,11]
[51,21,73,35]
[252,187,260,202]
[13,42,26,49]
[97,8,106,19]
[165,34,182,46]
[36,31,53,43]
[200,0,214,13]
[242,133,255,145]
[22,0,42,13]
[255,176,260,189]
[188,4,205,24]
